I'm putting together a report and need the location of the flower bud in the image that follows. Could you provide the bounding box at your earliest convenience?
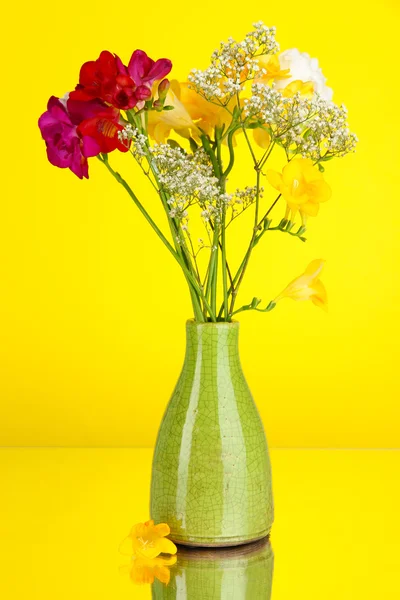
[157,79,170,101]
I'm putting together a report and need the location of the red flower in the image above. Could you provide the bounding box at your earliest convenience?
[70,50,173,111]
[70,51,137,110]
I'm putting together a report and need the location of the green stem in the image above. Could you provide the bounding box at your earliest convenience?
[98,155,208,322]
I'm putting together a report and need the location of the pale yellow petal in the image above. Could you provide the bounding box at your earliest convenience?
[308,180,332,203]
[304,259,325,278]
[253,127,271,149]
[266,170,283,191]
[311,279,328,306]
[300,201,320,216]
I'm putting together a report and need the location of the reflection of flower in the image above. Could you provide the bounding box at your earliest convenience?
[266,158,331,224]
[120,555,177,585]
[274,259,328,310]
[120,520,177,559]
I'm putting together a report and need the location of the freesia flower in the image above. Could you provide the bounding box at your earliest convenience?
[273,49,333,101]
[147,81,200,142]
[128,50,172,90]
[266,158,331,224]
[70,51,137,110]
[38,96,89,179]
[120,555,177,585]
[274,259,328,310]
[281,80,315,98]
[257,54,291,82]
[148,80,238,144]
[119,520,177,559]
[38,96,128,178]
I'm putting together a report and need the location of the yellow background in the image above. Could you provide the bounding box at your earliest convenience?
[0,0,399,448]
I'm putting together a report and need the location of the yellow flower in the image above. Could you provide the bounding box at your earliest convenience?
[147,81,200,143]
[120,520,177,559]
[281,80,315,98]
[266,158,331,225]
[256,55,291,82]
[275,259,328,310]
[120,555,177,586]
[253,127,271,150]
[148,80,239,145]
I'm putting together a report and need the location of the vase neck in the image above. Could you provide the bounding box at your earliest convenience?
[184,321,240,369]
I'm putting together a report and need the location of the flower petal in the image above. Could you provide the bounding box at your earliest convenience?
[266,170,283,191]
[253,127,271,149]
[156,537,177,555]
[304,259,325,278]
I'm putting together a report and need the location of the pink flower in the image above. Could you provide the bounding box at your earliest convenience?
[38,96,129,178]
[128,50,172,101]
[38,96,89,179]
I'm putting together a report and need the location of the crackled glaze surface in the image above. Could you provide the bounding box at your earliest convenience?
[152,538,274,599]
[150,321,274,547]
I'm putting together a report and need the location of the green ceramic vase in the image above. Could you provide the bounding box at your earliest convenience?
[150,320,273,547]
[152,538,274,599]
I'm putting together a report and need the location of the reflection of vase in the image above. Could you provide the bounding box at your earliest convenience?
[152,539,274,599]
[151,321,273,547]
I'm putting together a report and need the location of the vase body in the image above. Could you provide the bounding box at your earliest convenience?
[150,320,273,547]
[152,538,274,599]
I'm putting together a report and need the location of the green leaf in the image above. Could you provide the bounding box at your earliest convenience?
[163,105,175,111]
[318,163,325,172]
[250,297,262,309]
[189,138,199,153]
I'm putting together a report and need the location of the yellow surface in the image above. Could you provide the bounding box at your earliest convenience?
[0,448,399,598]
[1,2,399,448]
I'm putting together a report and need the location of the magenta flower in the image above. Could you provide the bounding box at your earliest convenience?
[38,96,129,178]
[38,96,89,179]
[128,50,172,90]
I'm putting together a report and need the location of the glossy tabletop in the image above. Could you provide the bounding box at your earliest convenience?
[0,449,399,599]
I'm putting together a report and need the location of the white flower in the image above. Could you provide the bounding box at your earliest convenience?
[274,49,333,102]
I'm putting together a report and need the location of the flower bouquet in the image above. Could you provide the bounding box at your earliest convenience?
[39,22,356,546]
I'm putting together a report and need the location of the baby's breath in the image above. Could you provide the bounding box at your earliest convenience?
[244,84,357,160]
[188,22,278,103]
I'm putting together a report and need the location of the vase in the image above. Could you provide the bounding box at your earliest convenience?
[150,320,273,547]
[152,538,274,599]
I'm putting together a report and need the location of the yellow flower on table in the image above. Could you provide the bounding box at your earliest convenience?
[120,520,177,559]
[121,554,177,585]
[266,158,331,225]
[274,259,328,310]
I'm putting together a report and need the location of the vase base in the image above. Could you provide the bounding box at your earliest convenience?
[170,529,271,549]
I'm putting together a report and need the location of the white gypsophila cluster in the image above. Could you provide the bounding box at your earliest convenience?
[188,22,278,103]
[244,83,357,160]
[298,102,358,161]
[227,186,262,222]
[118,124,148,158]
[150,145,221,203]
